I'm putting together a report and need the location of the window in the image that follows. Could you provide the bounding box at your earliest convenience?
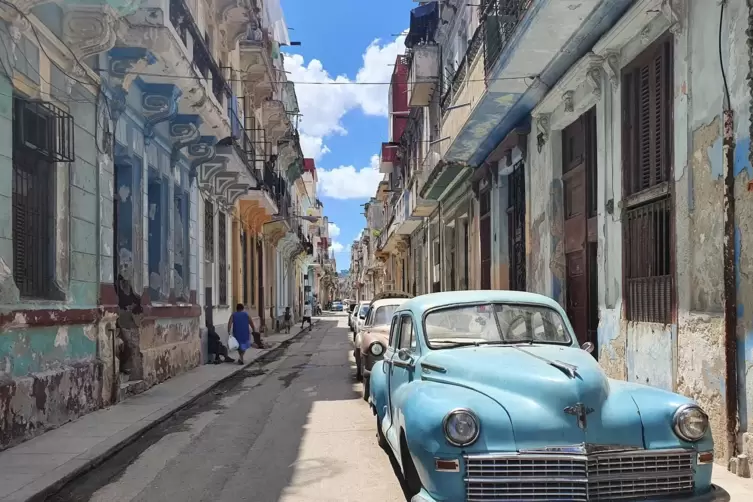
[173,188,190,301]
[147,169,169,300]
[388,316,399,348]
[218,211,227,305]
[399,315,414,350]
[621,37,674,324]
[12,110,54,299]
[372,304,399,327]
[204,200,214,262]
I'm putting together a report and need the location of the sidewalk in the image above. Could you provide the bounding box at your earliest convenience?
[0,323,316,502]
[714,466,753,500]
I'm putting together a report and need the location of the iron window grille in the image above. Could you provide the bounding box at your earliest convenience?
[218,211,227,305]
[14,97,74,163]
[621,37,674,324]
[204,199,215,262]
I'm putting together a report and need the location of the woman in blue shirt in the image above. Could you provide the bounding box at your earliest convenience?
[227,303,263,364]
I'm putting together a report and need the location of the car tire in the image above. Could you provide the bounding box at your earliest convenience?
[355,348,363,381]
[376,415,387,450]
[401,432,423,497]
[362,375,370,402]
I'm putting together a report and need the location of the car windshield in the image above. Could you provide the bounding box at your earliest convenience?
[370,305,398,326]
[358,305,370,317]
[423,303,571,348]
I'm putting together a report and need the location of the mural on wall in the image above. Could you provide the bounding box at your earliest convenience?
[549,178,565,305]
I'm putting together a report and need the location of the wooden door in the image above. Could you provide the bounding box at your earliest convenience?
[562,109,598,349]
[508,165,526,292]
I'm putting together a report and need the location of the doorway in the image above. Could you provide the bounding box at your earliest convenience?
[508,164,526,292]
[479,188,492,290]
[561,108,599,353]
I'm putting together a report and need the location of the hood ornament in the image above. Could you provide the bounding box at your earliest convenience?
[564,403,595,431]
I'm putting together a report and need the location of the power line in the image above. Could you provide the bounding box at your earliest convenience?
[92,67,538,86]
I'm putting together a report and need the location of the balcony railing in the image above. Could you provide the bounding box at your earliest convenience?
[440,21,485,112]
[169,0,231,107]
[227,104,256,173]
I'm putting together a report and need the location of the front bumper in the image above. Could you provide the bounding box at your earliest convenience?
[410,485,731,502]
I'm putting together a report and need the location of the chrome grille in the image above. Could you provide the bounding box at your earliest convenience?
[464,449,695,501]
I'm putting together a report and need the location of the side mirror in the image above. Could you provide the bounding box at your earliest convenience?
[397,348,413,363]
[581,342,595,354]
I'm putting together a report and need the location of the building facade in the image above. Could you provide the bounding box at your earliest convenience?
[352,0,753,473]
[0,0,329,451]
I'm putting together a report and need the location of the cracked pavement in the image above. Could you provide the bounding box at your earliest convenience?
[46,315,407,502]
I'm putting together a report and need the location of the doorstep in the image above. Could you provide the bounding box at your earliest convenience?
[0,322,317,502]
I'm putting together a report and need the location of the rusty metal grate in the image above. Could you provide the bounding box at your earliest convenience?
[14,96,74,163]
[624,197,672,324]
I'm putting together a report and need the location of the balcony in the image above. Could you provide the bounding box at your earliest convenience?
[263,99,290,143]
[380,142,399,174]
[407,45,439,107]
[394,189,422,235]
[240,28,276,104]
[438,0,634,167]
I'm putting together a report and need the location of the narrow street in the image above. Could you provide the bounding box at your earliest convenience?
[45,315,407,502]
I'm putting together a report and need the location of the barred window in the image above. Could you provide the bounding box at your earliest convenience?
[621,37,674,324]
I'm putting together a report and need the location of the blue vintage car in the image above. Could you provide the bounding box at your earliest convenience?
[368,290,728,502]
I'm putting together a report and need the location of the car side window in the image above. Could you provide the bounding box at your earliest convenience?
[399,315,414,350]
[388,316,399,348]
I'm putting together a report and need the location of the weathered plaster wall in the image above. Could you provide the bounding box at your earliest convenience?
[139,317,201,386]
[525,0,747,463]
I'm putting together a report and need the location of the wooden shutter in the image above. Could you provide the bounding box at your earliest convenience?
[623,38,672,197]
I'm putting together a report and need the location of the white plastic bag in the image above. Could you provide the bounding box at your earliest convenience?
[227,335,239,352]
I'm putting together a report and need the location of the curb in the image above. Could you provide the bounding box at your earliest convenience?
[16,320,321,502]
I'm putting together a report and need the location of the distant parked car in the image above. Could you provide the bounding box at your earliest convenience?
[348,302,358,329]
[368,290,727,502]
[331,301,343,312]
[353,301,371,336]
[354,297,407,398]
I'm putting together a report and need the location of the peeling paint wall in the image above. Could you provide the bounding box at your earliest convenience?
[0,24,120,450]
[525,0,749,464]
[139,318,201,387]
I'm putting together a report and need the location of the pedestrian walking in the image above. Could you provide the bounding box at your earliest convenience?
[228,303,264,365]
[301,300,313,330]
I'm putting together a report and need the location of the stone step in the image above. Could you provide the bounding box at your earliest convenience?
[120,379,147,399]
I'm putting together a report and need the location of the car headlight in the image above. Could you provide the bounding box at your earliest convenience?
[673,404,709,442]
[443,409,480,446]
[370,342,384,356]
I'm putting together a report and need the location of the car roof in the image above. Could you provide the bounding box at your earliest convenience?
[370,298,407,308]
[398,290,565,314]
[359,300,370,305]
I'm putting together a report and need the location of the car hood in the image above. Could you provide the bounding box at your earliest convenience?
[420,345,645,449]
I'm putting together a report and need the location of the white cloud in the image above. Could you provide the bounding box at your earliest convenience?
[299,133,331,162]
[317,154,384,200]
[283,35,405,162]
[328,222,341,238]
[329,241,345,253]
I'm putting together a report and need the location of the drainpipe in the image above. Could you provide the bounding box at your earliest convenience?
[720,0,739,460]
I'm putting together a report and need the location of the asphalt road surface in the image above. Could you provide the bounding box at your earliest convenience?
[47,314,408,502]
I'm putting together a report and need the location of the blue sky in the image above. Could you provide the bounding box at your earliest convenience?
[281,0,414,270]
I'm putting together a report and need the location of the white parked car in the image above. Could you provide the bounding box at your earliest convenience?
[353,301,370,337]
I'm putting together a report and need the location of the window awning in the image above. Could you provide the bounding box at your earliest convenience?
[405,2,439,49]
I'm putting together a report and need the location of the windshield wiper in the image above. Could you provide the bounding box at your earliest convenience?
[432,340,481,348]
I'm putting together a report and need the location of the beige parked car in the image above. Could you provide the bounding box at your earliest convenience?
[355,292,412,399]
